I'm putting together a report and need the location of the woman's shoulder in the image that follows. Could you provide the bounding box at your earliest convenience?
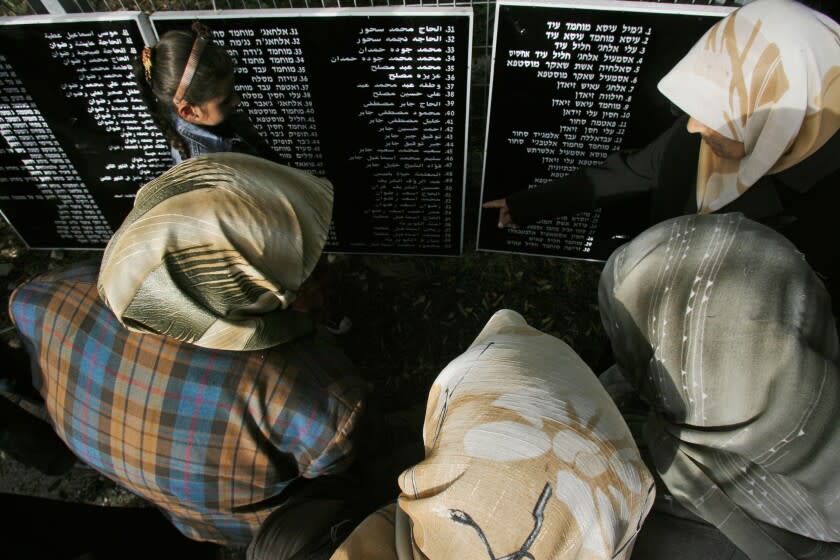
[774,129,840,193]
[171,113,233,157]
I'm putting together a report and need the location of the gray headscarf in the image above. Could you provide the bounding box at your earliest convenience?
[599,213,840,559]
[99,152,333,351]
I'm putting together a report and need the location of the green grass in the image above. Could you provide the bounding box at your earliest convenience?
[0,218,612,413]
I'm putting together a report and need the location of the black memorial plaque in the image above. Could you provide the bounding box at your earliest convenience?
[477,1,731,261]
[153,9,472,256]
[0,14,170,249]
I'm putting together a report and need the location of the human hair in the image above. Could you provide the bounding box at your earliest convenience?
[133,22,235,161]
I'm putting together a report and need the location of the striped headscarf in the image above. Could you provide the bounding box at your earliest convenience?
[99,152,333,351]
[657,0,840,213]
[333,310,655,560]
[599,213,840,559]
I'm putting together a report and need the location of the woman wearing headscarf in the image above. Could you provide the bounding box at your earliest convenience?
[320,309,655,560]
[9,152,366,546]
[599,213,840,559]
[98,151,333,350]
[484,0,840,309]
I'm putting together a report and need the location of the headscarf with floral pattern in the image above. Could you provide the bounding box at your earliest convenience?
[658,0,840,213]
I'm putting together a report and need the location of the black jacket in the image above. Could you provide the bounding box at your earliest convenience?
[506,115,840,226]
[505,114,840,309]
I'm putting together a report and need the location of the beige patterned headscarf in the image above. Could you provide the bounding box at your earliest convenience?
[657,0,840,214]
[98,152,333,351]
[333,310,655,560]
[599,213,840,559]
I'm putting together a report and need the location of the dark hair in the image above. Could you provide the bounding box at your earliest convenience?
[133,22,234,161]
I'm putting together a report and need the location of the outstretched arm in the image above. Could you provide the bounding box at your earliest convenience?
[484,116,685,228]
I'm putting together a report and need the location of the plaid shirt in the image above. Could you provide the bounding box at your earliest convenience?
[9,263,365,546]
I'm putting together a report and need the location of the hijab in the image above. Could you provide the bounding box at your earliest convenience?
[98,152,333,351]
[333,310,655,560]
[657,0,840,213]
[599,213,840,559]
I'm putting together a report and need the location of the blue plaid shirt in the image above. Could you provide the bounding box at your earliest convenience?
[9,263,365,546]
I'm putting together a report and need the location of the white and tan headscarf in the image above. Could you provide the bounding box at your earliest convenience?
[657,0,840,213]
[98,152,333,351]
[599,213,840,559]
[333,310,655,560]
